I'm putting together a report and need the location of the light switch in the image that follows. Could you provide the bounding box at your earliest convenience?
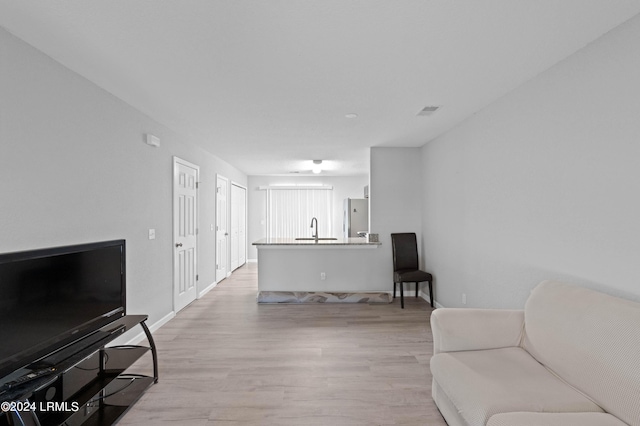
[148,229,156,240]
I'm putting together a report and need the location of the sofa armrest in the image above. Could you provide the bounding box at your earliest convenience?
[486,412,627,426]
[431,308,524,354]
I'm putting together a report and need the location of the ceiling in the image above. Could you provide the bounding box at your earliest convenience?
[2,1,640,176]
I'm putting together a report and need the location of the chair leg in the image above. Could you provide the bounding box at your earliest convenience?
[429,280,434,308]
[400,282,404,309]
[415,282,419,298]
[393,282,396,299]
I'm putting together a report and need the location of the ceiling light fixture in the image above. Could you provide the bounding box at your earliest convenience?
[345,113,358,119]
[312,160,323,174]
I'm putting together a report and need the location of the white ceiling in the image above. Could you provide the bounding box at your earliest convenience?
[2,1,640,176]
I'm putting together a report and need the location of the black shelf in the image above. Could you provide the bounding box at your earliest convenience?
[64,376,155,426]
[0,315,157,426]
[87,376,154,426]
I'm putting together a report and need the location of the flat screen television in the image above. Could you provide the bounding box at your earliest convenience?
[0,240,126,382]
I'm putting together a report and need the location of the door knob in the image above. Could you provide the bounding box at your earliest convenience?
[175,243,183,247]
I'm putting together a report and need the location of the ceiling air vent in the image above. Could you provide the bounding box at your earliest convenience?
[417,106,440,116]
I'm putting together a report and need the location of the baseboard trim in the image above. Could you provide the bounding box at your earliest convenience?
[120,310,176,346]
[418,289,443,308]
[198,281,217,298]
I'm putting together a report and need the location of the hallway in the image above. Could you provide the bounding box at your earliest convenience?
[119,263,444,425]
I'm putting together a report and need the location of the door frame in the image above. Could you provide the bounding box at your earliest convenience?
[172,156,199,312]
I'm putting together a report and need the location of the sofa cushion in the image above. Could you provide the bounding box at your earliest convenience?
[523,281,640,426]
[431,308,524,355]
[430,347,602,426]
[487,412,628,426]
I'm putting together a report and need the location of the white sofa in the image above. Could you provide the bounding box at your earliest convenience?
[430,281,640,426]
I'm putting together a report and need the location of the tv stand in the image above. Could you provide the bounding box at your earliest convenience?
[0,315,157,426]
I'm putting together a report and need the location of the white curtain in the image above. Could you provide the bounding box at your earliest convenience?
[267,188,333,239]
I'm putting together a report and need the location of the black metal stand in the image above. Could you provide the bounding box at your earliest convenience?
[1,315,158,426]
[140,320,159,384]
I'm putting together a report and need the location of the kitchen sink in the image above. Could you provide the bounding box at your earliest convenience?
[294,237,338,241]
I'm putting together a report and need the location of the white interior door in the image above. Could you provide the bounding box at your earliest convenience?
[230,185,240,271]
[216,175,229,282]
[231,183,247,271]
[173,157,198,312]
[238,185,246,266]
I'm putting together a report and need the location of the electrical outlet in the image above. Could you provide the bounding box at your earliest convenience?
[462,293,467,305]
[148,228,156,240]
[320,272,326,280]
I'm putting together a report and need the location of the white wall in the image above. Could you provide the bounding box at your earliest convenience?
[421,13,640,309]
[0,28,247,329]
[247,175,368,260]
[369,147,424,293]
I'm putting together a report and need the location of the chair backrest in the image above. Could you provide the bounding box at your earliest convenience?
[390,233,419,271]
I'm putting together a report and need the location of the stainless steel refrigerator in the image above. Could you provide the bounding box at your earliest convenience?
[343,198,369,237]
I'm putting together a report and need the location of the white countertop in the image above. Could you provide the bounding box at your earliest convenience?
[252,237,380,246]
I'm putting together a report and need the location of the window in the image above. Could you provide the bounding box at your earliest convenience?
[266,186,333,239]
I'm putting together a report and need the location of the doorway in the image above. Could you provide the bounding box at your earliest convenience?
[230,183,247,271]
[173,157,199,312]
[216,174,229,282]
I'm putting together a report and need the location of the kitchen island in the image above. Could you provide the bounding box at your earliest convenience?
[252,237,388,303]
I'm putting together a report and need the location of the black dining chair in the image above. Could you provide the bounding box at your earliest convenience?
[391,233,433,309]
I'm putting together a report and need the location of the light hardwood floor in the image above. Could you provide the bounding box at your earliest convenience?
[119,263,447,425]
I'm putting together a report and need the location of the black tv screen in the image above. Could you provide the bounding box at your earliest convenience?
[0,240,126,380]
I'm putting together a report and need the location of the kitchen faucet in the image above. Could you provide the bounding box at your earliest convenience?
[310,217,318,241]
